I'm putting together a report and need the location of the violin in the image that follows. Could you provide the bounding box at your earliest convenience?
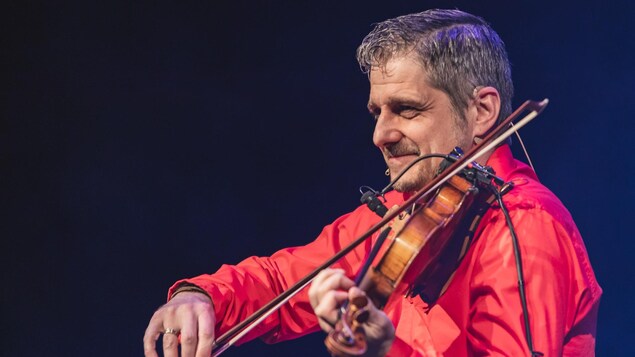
[325,153,500,356]
[210,99,549,357]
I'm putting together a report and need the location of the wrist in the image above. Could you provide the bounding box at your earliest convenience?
[169,284,212,301]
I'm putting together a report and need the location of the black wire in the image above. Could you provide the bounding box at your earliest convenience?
[379,154,450,195]
[494,190,543,357]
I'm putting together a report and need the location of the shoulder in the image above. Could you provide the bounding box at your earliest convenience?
[478,170,602,301]
[487,146,574,228]
[502,174,575,230]
[485,145,577,235]
[483,168,578,254]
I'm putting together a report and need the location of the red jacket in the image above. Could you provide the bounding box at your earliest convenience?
[170,145,601,356]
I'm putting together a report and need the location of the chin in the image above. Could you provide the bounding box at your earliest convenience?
[392,169,430,193]
[393,179,424,193]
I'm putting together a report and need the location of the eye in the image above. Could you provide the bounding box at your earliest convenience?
[397,106,419,119]
[368,107,381,121]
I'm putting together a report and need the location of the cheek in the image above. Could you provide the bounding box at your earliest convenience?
[407,120,460,154]
[403,123,432,150]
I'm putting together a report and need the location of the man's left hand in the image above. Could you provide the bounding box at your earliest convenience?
[308,268,395,357]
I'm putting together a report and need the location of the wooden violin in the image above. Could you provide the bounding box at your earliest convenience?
[325,153,499,356]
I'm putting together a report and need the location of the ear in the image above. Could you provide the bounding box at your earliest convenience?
[470,86,501,139]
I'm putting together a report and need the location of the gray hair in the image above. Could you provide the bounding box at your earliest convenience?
[357,9,514,125]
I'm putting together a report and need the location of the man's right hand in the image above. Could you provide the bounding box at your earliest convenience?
[143,292,216,357]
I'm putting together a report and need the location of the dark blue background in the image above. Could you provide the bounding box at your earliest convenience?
[4,1,634,356]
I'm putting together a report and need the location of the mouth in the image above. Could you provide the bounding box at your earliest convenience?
[382,143,422,172]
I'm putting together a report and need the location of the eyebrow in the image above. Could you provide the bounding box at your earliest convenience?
[367,96,429,112]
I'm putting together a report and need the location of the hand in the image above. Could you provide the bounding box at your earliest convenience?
[308,269,395,357]
[143,292,216,357]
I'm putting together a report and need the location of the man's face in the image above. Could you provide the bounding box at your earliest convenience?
[368,56,474,193]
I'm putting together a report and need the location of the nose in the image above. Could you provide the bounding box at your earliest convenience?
[373,112,403,148]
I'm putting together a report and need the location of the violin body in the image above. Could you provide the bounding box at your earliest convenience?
[325,169,497,356]
[359,174,495,309]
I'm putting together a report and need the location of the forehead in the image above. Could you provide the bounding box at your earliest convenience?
[369,55,427,82]
[367,56,434,107]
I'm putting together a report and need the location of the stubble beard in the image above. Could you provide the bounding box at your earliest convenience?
[390,133,472,194]
[391,161,436,193]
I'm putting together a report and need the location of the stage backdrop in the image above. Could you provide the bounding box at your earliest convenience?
[4,1,634,356]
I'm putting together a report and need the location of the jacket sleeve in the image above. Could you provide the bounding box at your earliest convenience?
[465,204,601,356]
[168,205,379,345]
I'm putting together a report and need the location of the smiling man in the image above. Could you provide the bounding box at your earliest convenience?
[368,55,494,192]
[144,9,601,357]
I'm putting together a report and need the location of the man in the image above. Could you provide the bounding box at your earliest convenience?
[144,9,601,356]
